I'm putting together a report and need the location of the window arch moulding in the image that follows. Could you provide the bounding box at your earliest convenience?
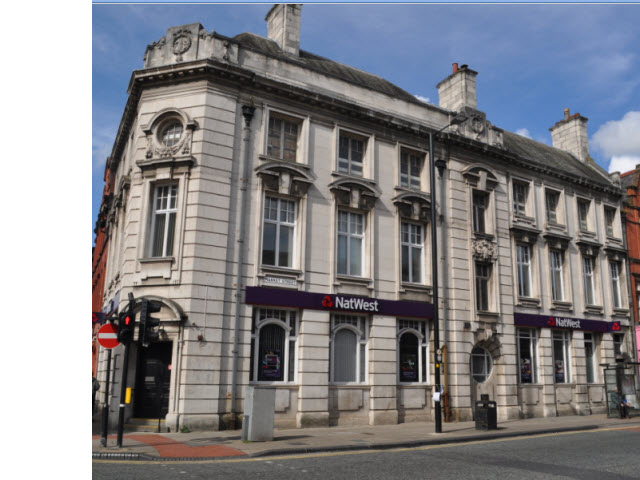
[328,175,381,212]
[391,190,432,223]
[255,160,315,198]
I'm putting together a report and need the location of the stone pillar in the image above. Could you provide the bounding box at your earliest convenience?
[368,315,398,425]
[296,309,330,427]
[539,329,557,417]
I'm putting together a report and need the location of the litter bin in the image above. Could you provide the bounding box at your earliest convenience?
[242,386,276,441]
[475,395,497,430]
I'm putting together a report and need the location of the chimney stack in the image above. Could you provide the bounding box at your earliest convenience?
[437,63,478,112]
[265,4,302,56]
[549,108,590,164]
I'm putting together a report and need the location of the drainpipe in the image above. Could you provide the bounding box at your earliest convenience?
[230,103,255,429]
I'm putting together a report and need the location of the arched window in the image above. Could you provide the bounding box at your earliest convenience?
[250,309,298,383]
[330,315,368,383]
[470,347,492,383]
[397,319,429,383]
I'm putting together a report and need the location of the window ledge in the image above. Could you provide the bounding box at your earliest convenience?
[259,265,303,276]
[473,232,495,241]
[517,297,541,308]
[400,282,432,293]
[514,214,536,224]
[545,222,566,231]
[136,155,194,171]
[329,383,370,388]
[584,305,604,315]
[398,383,429,387]
[612,308,630,317]
[249,381,299,387]
[140,256,174,264]
[335,275,373,287]
[477,311,499,320]
[551,301,573,312]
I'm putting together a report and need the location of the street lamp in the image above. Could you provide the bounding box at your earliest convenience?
[429,112,467,434]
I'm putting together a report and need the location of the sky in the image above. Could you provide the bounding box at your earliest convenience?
[92,2,640,237]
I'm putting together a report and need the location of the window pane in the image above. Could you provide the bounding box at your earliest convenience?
[553,336,566,383]
[258,324,286,381]
[473,192,486,233]
[585,334,594,383]
[334,329,357,382]
[262,223,276,265]
[152,214,166,257]
[519,335,533,383]
[349,237,362,276]
[399,333,419,382]
[411,246,422,283]
[278,225,293,267]
[583,257,594,305]
[337,235,348,275]
[402,245,409,282]
[471,347,492,383]
[165,212,176,256]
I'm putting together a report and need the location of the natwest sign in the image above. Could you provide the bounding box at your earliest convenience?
[515,313,617,332]
[334,295,379,312]
[246,287,433,319]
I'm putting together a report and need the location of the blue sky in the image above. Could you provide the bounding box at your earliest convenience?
[92,2,640,237]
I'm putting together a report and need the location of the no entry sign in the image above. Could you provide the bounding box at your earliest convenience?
[97,323,120,349]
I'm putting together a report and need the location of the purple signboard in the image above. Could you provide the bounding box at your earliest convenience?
[514,313,620,332]
[245,286,433,319]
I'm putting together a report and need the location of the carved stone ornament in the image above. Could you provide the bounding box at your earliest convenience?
[472,238,498,263]
[172,30,192,60]
[146,130,192,159]
[471,116,485,135]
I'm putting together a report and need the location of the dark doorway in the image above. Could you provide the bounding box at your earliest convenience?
[134,342,172,419]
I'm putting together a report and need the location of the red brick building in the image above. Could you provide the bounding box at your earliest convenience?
[92,164,115,377]
[621,166,640,370]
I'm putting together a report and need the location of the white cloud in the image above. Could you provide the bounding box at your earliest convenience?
[608,156,640,174]
[414,94,430,104]
[591,111,640,172]
[515,128,532,139]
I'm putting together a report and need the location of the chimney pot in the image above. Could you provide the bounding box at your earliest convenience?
[564,108,570,120]
[452,63,458,74]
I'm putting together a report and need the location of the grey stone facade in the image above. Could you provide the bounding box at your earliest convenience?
[96,5,634,432]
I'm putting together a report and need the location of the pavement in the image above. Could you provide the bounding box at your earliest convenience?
[92,413,640,461]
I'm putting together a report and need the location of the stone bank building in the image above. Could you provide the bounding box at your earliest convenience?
[96,4,636,431]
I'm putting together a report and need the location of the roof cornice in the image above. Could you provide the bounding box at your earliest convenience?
[107,58,621,198]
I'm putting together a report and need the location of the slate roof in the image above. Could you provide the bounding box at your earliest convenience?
[232,32,421,104]
[502,131,611,187]
[232,31,616,191]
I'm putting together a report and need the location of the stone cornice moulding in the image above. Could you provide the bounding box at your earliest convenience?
[107,58,622,199]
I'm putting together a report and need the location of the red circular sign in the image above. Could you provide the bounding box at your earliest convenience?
[97,323,120,349]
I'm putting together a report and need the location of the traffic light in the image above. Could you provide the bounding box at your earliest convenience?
[117,310,135,346]
[139,298,162,347]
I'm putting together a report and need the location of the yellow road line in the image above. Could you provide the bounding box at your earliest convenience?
[93,425,639,465]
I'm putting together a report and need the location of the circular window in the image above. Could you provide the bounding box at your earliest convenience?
[160,121,183,147]
[470,347,492,383]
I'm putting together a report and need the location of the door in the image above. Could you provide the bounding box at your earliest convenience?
[134,342,172,419]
